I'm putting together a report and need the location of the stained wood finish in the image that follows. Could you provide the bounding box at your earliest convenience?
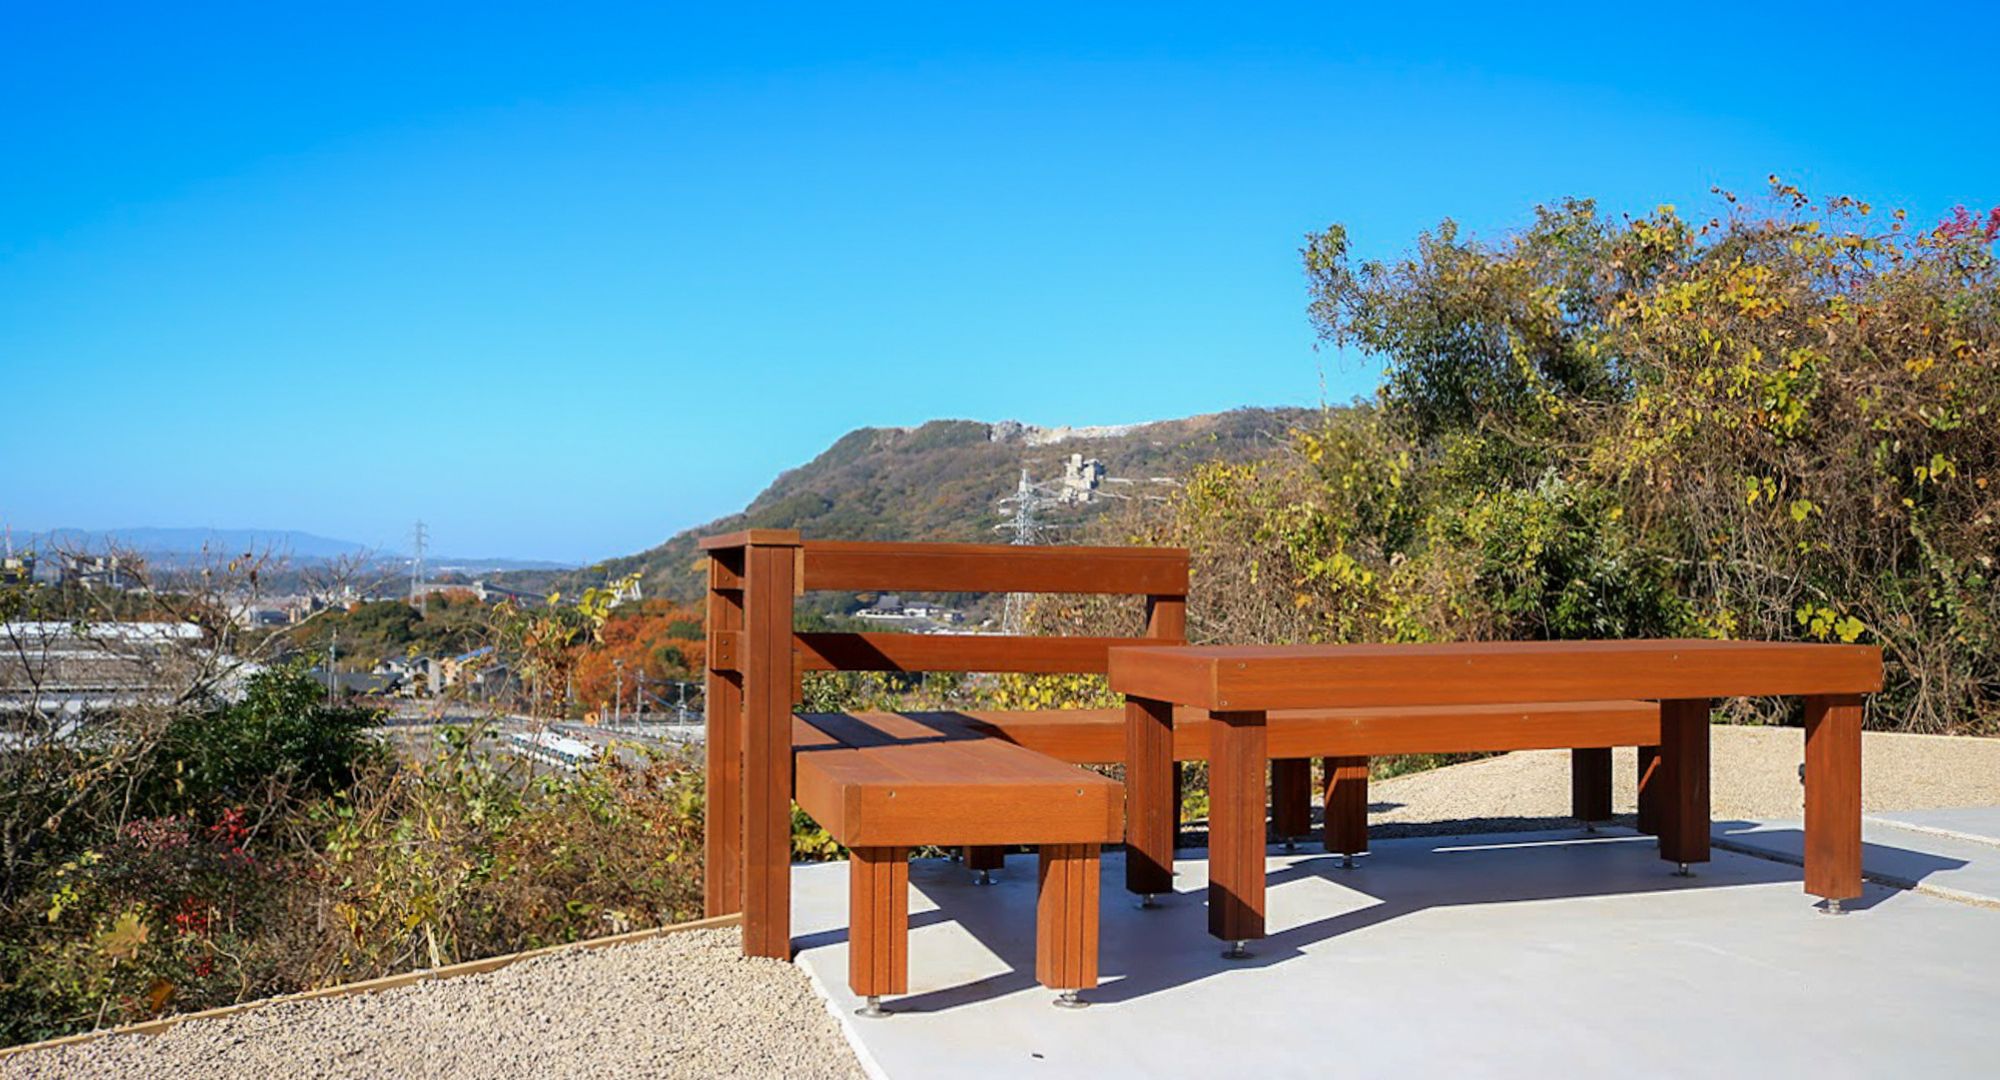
[1207,710,1267,942]
[1571,747,1613,822]
[1635,745,1662,836]
[1804,695,1864,901]
[792,712,1124,847]
[740,538,801,959]
[1124,696,1176,895]
[803,539,1188,595]
[848,847,909,997]
[936,700,1660,764]
[1107,640,1884,711]
[702,553,745,918]
[1271,759,1312,840]
[1036,844,1101,990]
[1658,699,1712,866]
[965,845,1005,872]
[1322,756,1368,856]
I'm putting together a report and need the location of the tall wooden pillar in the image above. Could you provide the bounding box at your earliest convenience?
[702,549,746,918]
[1803,695,1864,902]
[740,532,801,958]
[1658,699,1712,868]
[1321,756,1368,856]
[1571,748,1613,823]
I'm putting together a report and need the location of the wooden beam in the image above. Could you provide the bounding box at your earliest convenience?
[703,558,745,918]
[1124,696,1175,896]
[1271,758,1312,840]
[1804,695,1864,902]
[741,539,799,958]
[1207,710,1267,943]
[1036,844,1100,990]
[1658,699,1711,867]
[802,540,1189,595]
[791,632,1146,674]
[848,847,909,998]
[1571,747,1613,822]
[1322,756,1368,856]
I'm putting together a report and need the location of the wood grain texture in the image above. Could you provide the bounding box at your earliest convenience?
[848,847,909,997]
[1123,696,1176,895]
[964,845,1005,872]
[1571,747,1613,822]
[702,555,745,918]
[1108,640,1884,710]
[788,632,1152,674]
[802,539,1188,595]
[1658,699,1711,866]
[926,701,1660,764]
[1271,758,1312,839]
[740,540,798,959]
[1319,756,1368,856]
[1207,710,1267,942]
[1804,695,1864,901]
[1036,844,1101,990]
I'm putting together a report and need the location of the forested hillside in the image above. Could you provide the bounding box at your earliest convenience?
[563,409,1306,603]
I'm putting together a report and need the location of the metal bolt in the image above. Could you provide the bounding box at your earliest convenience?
[973,869,994,886]
[1822,898,1846,916]
[1340,854,1356,870]
[1222,940,1252,961]
[1053,989,1088,1009]
[1675,862,1692,877]
[857,996,889,1018]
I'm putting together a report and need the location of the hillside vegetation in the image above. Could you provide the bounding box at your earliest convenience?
[570,409,1305,603]
[1152,185,1997,734]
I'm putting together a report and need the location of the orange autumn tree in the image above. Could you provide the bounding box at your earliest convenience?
[573,599,706,715]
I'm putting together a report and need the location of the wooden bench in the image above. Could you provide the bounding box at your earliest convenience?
[792,712,1121,1012]
[905,700,1663,871]
[702,531,1188,1011]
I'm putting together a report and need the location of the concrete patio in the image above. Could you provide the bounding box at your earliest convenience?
[794,823,2000,1079]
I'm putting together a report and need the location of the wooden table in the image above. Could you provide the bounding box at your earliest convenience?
[1107,640,1884,955]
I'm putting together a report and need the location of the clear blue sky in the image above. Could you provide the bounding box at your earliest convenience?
[4,3,1994,563]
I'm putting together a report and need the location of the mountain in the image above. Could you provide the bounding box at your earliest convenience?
[554,407,1312,603]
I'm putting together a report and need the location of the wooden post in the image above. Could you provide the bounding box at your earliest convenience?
[849,847,909,998]
[1036,844,1101,990]
[1570,747,1613,823]
[1803,695,1864,903]
[1321,755,1368,856]
[1271,759,1312,840]
[1208,710,1267,944]
[703,550,746,918]
[741,534,801,958]
[1125,696,1176,896]
[1636,745,1662,836]
[1658,699,1711,868]
[965,846,1005,872]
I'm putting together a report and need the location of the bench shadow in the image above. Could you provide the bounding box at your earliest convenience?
[846,823,1967,1013]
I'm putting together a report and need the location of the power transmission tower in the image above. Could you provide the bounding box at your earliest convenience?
[410,520,428,608]
[994,468,1062,633]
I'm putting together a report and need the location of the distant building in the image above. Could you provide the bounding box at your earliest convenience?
[58,552,146,592]
[1059,453,1107,504]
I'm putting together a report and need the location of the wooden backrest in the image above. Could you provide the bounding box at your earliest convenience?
[701,531,1188,680]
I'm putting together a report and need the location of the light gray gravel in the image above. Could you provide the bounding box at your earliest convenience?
[1366,725,2000,838]
[0,928,863,1080]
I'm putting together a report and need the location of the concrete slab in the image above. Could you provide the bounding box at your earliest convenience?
[1714,818,2000,908]
[794,830,1998,1079]
[1865,806,2000,848]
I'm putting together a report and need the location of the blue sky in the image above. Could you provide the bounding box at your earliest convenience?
[4,3,1995,563]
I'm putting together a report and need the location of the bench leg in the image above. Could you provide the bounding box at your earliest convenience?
[965,845,1004,884]
[1321,756,1368,866]
[1037,844,1101,1003]
[1804,695,1864,908]
[1125,696,1176,898]
[1658,699,1711,873]
[849,847,909,1013]
[1208,710,1268,951]
[1271,758,1312,847]
[1571,748,1613,825]
[1636,745,1662,836]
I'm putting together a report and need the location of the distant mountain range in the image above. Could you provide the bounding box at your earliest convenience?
[20,528,573,573]
[527,407,1312,603]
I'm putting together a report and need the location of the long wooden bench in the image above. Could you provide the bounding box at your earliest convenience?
[792,712,1121,1012]
[907,700,1664,867]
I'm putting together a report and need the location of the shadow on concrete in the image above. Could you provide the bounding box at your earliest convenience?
[858,824,1964,1013]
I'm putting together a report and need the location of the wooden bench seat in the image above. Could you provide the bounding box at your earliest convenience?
[791,711,1122,1011]
[909,699,1663,861]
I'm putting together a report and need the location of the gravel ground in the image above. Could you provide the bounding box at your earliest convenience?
[0,928,862,1080]
[1365,725,2000,839]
